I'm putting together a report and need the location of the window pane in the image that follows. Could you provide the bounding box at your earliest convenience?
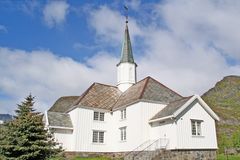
[93,131,98,143]
[123,128,126,140]
[94,111,99,120]
[121,109,126,119]
[120,128,123,141]
[99,112,104,121]
[120,128,123,140]
[99,132,104,143]
[120,127,126,141]
[191,121,196,135]
[197,122,201,135]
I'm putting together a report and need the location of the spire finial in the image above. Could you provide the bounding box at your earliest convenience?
[124,5,128,24]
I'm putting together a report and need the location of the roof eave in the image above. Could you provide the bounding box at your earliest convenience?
[48,125,73,130]
[149,115,174,123]
[173,95,220,121]
[68,105,111,113]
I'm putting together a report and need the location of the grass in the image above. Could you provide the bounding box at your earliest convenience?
[217,154,240,160]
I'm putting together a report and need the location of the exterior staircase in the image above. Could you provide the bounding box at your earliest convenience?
[124,138,169,160]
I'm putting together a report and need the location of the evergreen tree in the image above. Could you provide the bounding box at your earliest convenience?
[0,95,62,160]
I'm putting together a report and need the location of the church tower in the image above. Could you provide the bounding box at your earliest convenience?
[117,20,137,92]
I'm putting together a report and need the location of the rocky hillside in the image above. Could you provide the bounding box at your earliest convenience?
[202,75,240,152]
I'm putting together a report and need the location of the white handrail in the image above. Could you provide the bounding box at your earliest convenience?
[124,138,169,160]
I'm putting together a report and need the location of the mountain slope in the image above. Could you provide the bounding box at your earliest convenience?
[202,75,240,152]
[0,114,13,122]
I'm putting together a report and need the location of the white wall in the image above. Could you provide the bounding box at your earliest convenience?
[70,107,112,152]
[43,112,74,151]
[53,100,218,152]
[53,129,73,151]
[66,102,165,152]
[111,102,165,152]
[176,101,218,149]
[149,101,218,150]
[150,121,177,150]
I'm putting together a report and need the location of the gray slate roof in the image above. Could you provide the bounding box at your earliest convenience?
[72,83,122,110]
[48,96,80,112]
[48,76,183,113]
[47,111,73,128]
[150,96,193,120]
[113,77,183,110]
[47,77,184,128]
[118,24,135,65]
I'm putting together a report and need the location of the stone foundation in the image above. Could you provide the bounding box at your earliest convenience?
[64,151,125,159]
[64,149,217,160]
[153,149,217,160]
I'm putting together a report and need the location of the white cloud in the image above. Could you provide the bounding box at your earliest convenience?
[156,0,240,60]
[0,25,7,33]
[87,3,240,96]
[43,1,69,28]
[2,1,240,114]
[73,42,99,51]
[88,6,142,45]
[125,0,141,10]
[21,0,40,15]
[0,47,117,114]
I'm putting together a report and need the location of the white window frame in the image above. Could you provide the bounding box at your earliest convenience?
[191,120,202,136]
[120,108,126,120]
[92,130,105,143]
[120,127,127,141]
[93,111,104,121]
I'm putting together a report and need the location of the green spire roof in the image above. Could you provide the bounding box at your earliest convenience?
[119,23,135,64]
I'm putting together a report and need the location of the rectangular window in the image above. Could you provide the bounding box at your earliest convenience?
[99,112,104,121]
[99,131,104,143]
[94,111,99,121]
[121,108,126,120]
[92,131,98,143]
[120,127,127,141]
[92,130,104,143]
[191,120,202,136]
[93,111,104,121]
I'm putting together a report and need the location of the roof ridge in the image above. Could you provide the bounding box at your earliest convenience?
[139,77,150,99]
[148,76,183,97]
[169,95,193,103]
[72,83,96,106]
[58,96,79,98]
[111,92,124,111]
[111,76,149,111]
[94,82,119,89]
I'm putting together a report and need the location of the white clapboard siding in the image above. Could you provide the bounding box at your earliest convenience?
[54,99,218,152]
[176,102,218,149]
[53,129,73,151]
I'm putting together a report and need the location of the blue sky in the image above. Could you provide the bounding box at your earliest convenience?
[1,0,240,114]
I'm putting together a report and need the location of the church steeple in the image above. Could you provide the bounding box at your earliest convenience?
[118,23,135,64]
[117,13,137,92]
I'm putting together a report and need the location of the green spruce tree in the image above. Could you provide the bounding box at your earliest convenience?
[0,94,62,160]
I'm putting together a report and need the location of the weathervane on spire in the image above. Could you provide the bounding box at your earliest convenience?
[124,5,128,23]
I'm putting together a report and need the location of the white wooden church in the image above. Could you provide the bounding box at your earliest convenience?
[44,19,219,159]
